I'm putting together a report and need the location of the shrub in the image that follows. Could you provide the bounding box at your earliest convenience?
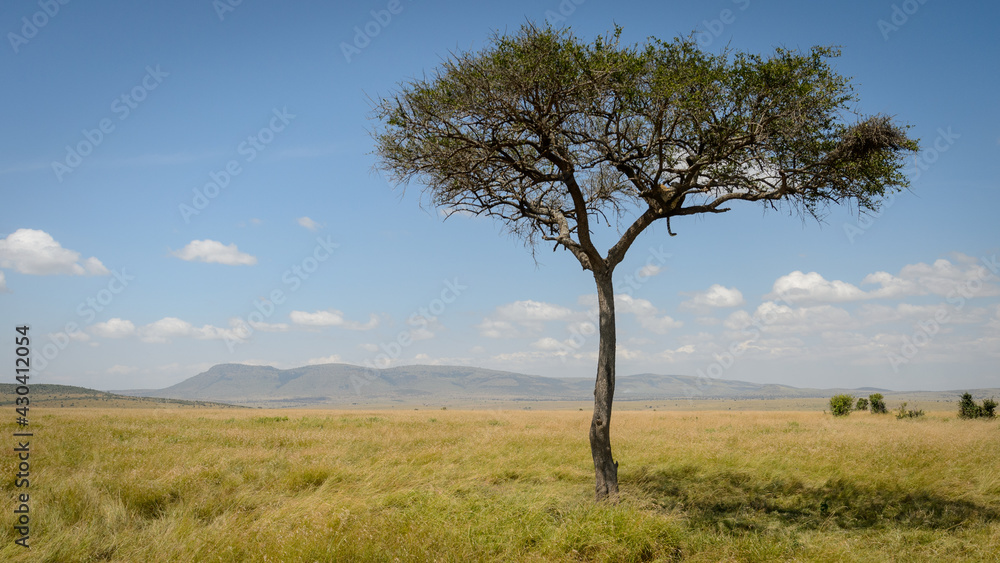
[829,394,855,417]
[895,402,925,419]
[855,397,869,411]
[983,398,997,418]
[959,393,997,419]
[959,392,980,419]
[869,393,887,414]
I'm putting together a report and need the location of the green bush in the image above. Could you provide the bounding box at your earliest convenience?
[855,397,869,411]
[895,402,924,419]
[959,393,997,419]
[869,393,887,414]
[982,398,997,418]
[829,394,855,417]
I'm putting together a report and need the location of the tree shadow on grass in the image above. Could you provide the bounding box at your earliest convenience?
[630,465,999,532]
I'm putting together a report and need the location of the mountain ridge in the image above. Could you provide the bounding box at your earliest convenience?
[110,363,995,408]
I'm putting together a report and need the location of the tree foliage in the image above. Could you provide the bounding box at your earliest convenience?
[985,398,998,418]
[829,394,855,417]
[959,393,997,419]
[373,24,917,269]
[869,393,888,414]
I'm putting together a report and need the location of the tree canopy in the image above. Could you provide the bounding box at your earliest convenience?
[373,24,917,274]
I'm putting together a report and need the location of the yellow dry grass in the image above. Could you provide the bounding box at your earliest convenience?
[1,407,997,561]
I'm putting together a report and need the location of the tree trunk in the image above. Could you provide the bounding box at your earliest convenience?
[590,269,619,502]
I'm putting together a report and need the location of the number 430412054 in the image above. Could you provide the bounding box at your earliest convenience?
[15,326,30,411]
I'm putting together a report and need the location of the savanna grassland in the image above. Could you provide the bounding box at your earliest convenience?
[1,407,998,562]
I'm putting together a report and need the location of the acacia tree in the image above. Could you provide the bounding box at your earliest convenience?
[371,25,916,501]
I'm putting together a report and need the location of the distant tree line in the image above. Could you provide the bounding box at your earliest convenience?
[830,392,998,420]
[830,393,887,416]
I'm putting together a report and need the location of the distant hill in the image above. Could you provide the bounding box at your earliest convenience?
[0,383,245,409]
[115,363,593,407]
[108,363,993,409]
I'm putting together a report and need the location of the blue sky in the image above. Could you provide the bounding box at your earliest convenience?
[1,0,997,392]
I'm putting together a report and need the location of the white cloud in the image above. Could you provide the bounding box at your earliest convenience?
[530,337,565,350]
[768,271,868,303]
[0,229,108,275]
[637,314,684,334]
[0,272,8,293]
[138,318,198,343]
[863,255,1000,298]
[409,326,435,341]
[136,317,247,343]
[242,319,290,332]
[724,302,852,335]
[306,354,342,365]
[857,271,921,299]
[566,320,597,335]
[297,216,323,231]
[682,284,745,309]
[90,318,136,338]
[289,309,378,330]
[637,264,662,278]
[855,303,988,326]
[476,318,522,338]
[50,330,90,343]
[529,337,576,356]
[477,300,575,338]
[609,294,659,316]
[616,345,643,361]
[769,256,999,305]
[171,240,257,266]
[496,300,573,322]
[654,344,696,363]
